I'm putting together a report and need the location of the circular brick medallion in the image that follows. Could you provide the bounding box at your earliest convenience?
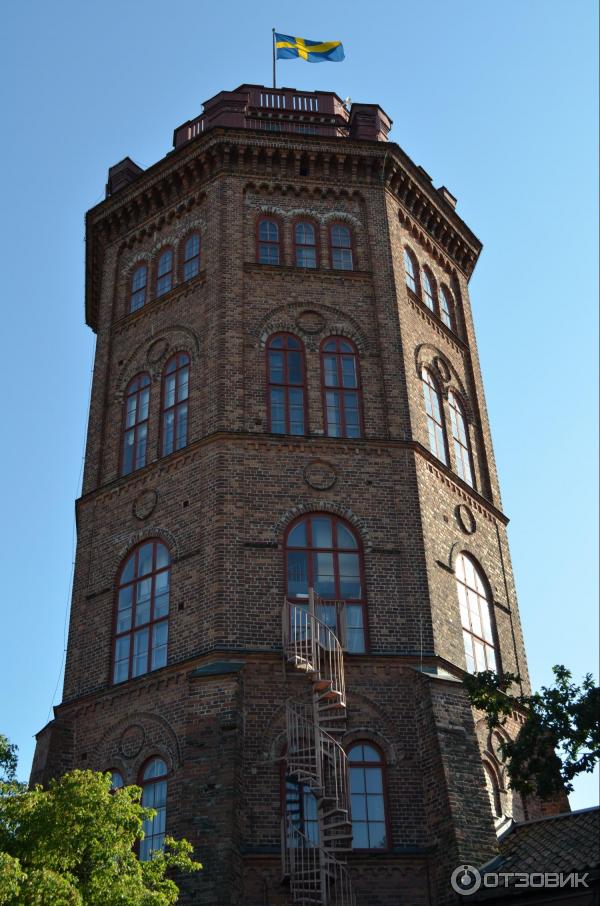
[296,310,325,334]
[147,338,169,364]
[120,725,145,758]
[303,461,337,491]
[455,504,476,535]
[133,489,158,521]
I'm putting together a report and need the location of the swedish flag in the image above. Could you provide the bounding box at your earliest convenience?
[275,33,345,63]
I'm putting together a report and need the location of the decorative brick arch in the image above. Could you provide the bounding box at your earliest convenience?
[115,325,200,398]
[91,711,182,782]
[257,301,370,354]
[114,526,180,567]
[273,501,373,551]
[414,343,473,418]
[343,726,398,766]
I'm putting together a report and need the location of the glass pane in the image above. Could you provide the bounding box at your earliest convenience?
[350,794,367,820]
[323,355,338,387]
[114,635,129,664]
[113,659,129,684]
[144,758,167,780]
[268,351,284,383]
[164,374,176,409]
[362,745,380,762]
[138,543,153,577]
[132,628,149,677]
[365,767,383,794]
[339,553,361,599]
[348,745,364,762]
[287,521,307,548]
[352,822,369,849]
[486,645,497,672]
[366,794,385,821]
[296,246,316,268]
[289,389,305,435]
[156,543,169,570]
[152,622,168,670]
[110,771,124,790]
[121,553,135,584]
[154,571,170,618]
[325,392,341,436]
[269,388,285,433]
[287,351,303,385]
[474,639,486,672]
[185,234,200,258]
[368,822,387,848]
[287,552,308,597]
[175,405,188,449]
[341,356,357,388]
[311,516,332,548]
[313,552,335,597]
[344,605,365,653]
[349,767,365,793]
[480,602,493,642]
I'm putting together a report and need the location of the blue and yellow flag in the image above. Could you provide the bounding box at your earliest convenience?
[275,33,345,63]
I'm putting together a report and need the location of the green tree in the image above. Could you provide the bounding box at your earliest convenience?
[464,665,600,798]
[0,738,18,786]
[0,760,201,906]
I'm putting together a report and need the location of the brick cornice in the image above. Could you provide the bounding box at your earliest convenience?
[85,128,481,331]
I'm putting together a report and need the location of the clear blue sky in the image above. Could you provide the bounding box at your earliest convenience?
[1,1,597,808]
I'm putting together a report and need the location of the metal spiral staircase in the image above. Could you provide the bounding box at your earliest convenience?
[282,589,356,906]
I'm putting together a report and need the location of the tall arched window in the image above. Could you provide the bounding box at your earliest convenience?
[130,264,148,312]
[161,352,190,455]
[321,337,362,439]
[403,248,419,295]
[294,221,318,268]
[330,223,354,270]
[448,392,473,486]
[483,762,502,820]
[156,248,174,297]
[266,334,306,435]
[285,514,366,652]
[258,218,281,265]
[121,373,151,476]
[440,285,455,330]
[455,553,497,673]
[182,233,200,280]
[113,540,171,684]
[421,367,447,464]
[139,758,168,861]
[348,742,389,850]
[422,267,436,312]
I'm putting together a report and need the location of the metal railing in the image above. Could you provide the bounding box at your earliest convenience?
[282,820,356,906]
[282,591,346,707]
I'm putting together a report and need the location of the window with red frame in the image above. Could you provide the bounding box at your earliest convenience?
[139,757,168,861]
[421,367,447,465]
[448,391,473,486]
[130,264,148,312]
[283,774,319,847]
[348,742,389,850]
[161,352,189,456]
[403,247,419,295]
[330,223,354,270]
[455,552,497,673]
[285,514,366,652]
[440,285,455,330]
[258,218,280,265]
[156,248,174,296]
[113,540,170,684]
[266,334,306,435]
[321,337,362,439]
[422,267,437,312]
[182,233,200,280]
[294,221,317,268]
[121,373,151,476]
[110,770,124,790]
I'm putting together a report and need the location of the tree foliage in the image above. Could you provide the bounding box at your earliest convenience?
[464,665,600,798]
[0,765,201,906]
[0,738,18,787]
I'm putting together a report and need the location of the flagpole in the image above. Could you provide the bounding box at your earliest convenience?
[272,28,276,89]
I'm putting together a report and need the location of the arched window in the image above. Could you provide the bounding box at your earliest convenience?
[113,540,171,684]
[440,285,454,330]
[121,373,151,476]
[182,233,200,280]
[161,352,190,455]
[483,762,502,820]
[294,221,318,268]
[422,268,436,312]
[448,392,473,486]
[404,248,419,295]
[421,367,447,464]
[110,770,124,790]
[266,334,306,435]
[285,514,366,652]
[156,248,174,297]
[455,553,497,673]
[130,264,148,312]
[321,337,362,439]
[139,758,168,861]
[348,742,389,850]
[330,223,354,270]
[258,218,280,265]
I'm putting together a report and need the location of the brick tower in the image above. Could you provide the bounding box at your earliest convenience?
[32,84,564,905]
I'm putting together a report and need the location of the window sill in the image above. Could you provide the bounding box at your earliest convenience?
[244,262,372,279]
[406,288,465,348]
[115,270,206,328]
